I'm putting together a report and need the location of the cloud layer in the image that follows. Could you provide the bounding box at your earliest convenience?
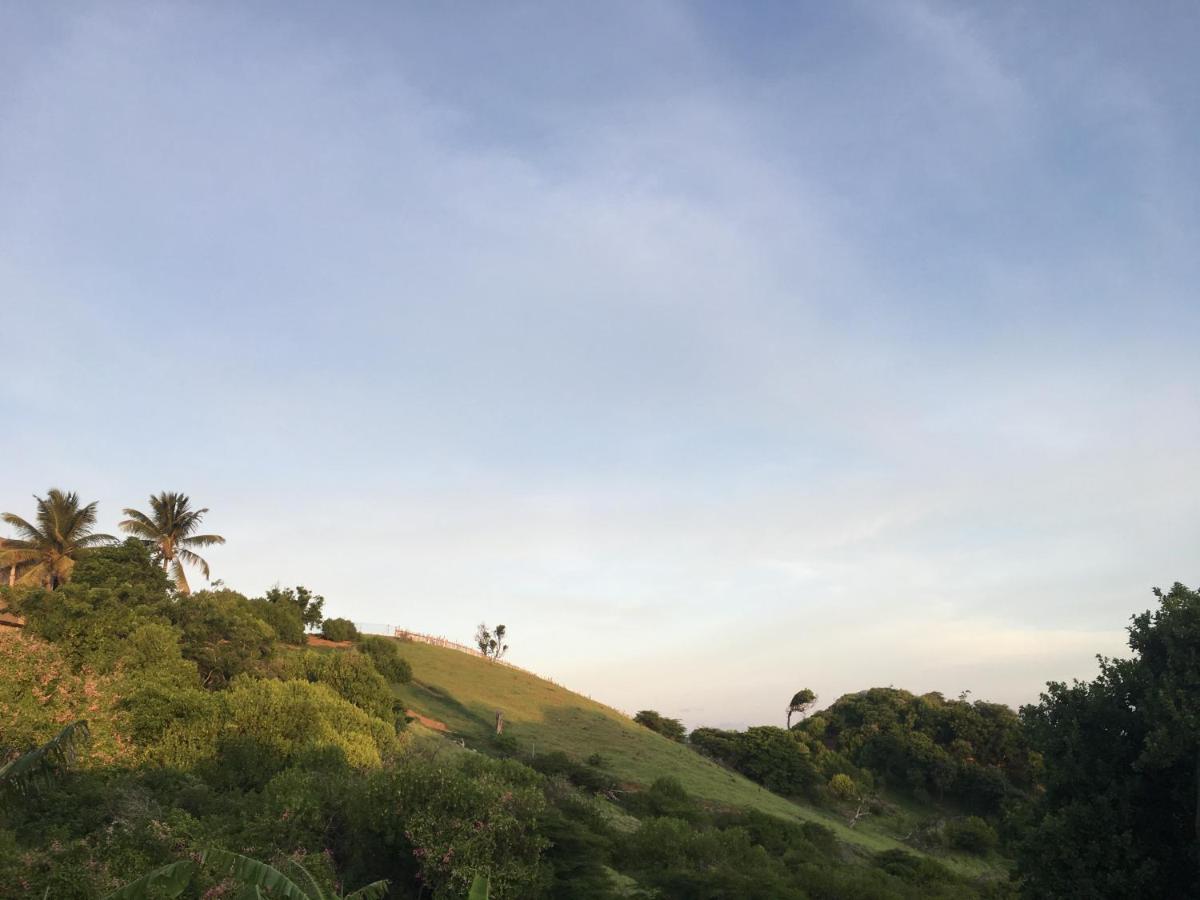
[2,1,1197,726]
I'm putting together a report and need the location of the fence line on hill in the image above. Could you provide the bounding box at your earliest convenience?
[352,621,632,719]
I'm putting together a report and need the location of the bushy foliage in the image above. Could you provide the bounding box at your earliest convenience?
[633,709,686,742]
[263,585,325,632]
[945,816,998,854]
[278,650,395,720]
[0,632,129,765]
[1017,583,1200,898]
[249,597,306,644]
[690,725,821,799]
[221,678,399,774]
[337,755,549,899]
[13,540,174,671]
[172,589,276,686]
[358,635,414,684]
[811,687,1032,813]
[528,751,616,794]
[828,772,858,800]
[322,617,359,642]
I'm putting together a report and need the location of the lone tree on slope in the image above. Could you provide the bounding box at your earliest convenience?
[787,688,818,729]
[475,623,508,660]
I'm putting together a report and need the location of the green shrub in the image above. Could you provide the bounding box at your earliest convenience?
[322,618,359,642]
[828,773,857,800]
[221,678,398,772]
[357,635,413,683]
[528,751,616,793]
[280,650,394,720]
[249,598,306,644]
[945,816,998,854]
[172,590,275,686]
[633,710,686,742]
[340,755,548,899]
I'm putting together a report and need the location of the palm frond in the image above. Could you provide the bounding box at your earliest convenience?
[171,558,192,595]
[75,533,117,548]
[119,509,161,539]
[1,513,43,543]
[344,882,389,900]
[181,533,225,548]
[177,548,210,580]
[201,850,314,900]
[101,860,196,900]
[0,721,90,796]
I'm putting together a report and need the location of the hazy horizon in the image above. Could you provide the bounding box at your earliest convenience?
[3,2,1198,729]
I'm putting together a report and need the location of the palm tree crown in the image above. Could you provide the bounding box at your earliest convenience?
[0,489,115,589]
[120,492,225,594]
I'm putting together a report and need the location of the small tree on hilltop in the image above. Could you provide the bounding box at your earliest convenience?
[787,688,817,729]
[634,710,687,743]
[476,623,508,660]
[265,584,326,632]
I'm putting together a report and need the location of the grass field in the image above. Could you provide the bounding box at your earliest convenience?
[385,637,1006,878]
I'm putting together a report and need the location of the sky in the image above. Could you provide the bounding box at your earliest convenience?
[2,1,1198,728]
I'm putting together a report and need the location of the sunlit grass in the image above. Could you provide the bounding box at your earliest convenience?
[385,638,1008,877]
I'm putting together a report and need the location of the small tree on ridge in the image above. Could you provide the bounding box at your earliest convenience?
[475,623,508,660]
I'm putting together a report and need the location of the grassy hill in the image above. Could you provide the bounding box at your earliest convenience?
[387,637,1005,879]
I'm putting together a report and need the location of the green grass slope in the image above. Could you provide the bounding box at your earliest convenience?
[388,638,1003,878]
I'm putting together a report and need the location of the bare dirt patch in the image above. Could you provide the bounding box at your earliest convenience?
[306,635,352,649]
[406,710,449,732]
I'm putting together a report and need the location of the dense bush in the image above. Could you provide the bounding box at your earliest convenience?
[12,541,174,671]
[219,678,399,775]
[690,726,821,799]
[829,772,857,800]
[262,584,325,631]
[322,617,359,642]
[633,709,686,742]
[809,687,1033,813]
[248,597,306,644]
[945,816,999,854]
[337,755,550,899]
[279,649,395,720]
[528,750,616,794]
[172,589,276,686]
[358,634,414,683]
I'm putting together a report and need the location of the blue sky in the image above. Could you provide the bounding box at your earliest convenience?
[2,2,1198,727]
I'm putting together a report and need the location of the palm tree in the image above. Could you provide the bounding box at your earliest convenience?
[1,489,115,589]
[119,492,225,594]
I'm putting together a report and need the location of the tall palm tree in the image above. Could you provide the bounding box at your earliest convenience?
[119,492,225,594]
[1,489,115,589]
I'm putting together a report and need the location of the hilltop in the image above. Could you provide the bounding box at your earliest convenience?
[384,635,1008,878]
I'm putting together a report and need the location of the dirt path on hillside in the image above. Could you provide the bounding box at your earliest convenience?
[406,710,449,731]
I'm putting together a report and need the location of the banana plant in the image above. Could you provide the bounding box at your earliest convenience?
[202,849,388,900]
[0,721,90,799]
[101,861,197,899]
[468,875,490,899]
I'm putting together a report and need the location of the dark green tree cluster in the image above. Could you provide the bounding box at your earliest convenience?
[801,687,1035,813]
[1017,583,1200,898]
[690,726,826,799]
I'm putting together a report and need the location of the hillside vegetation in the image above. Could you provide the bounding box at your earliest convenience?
[4,488,1200,897]
[391,637,1006,872]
